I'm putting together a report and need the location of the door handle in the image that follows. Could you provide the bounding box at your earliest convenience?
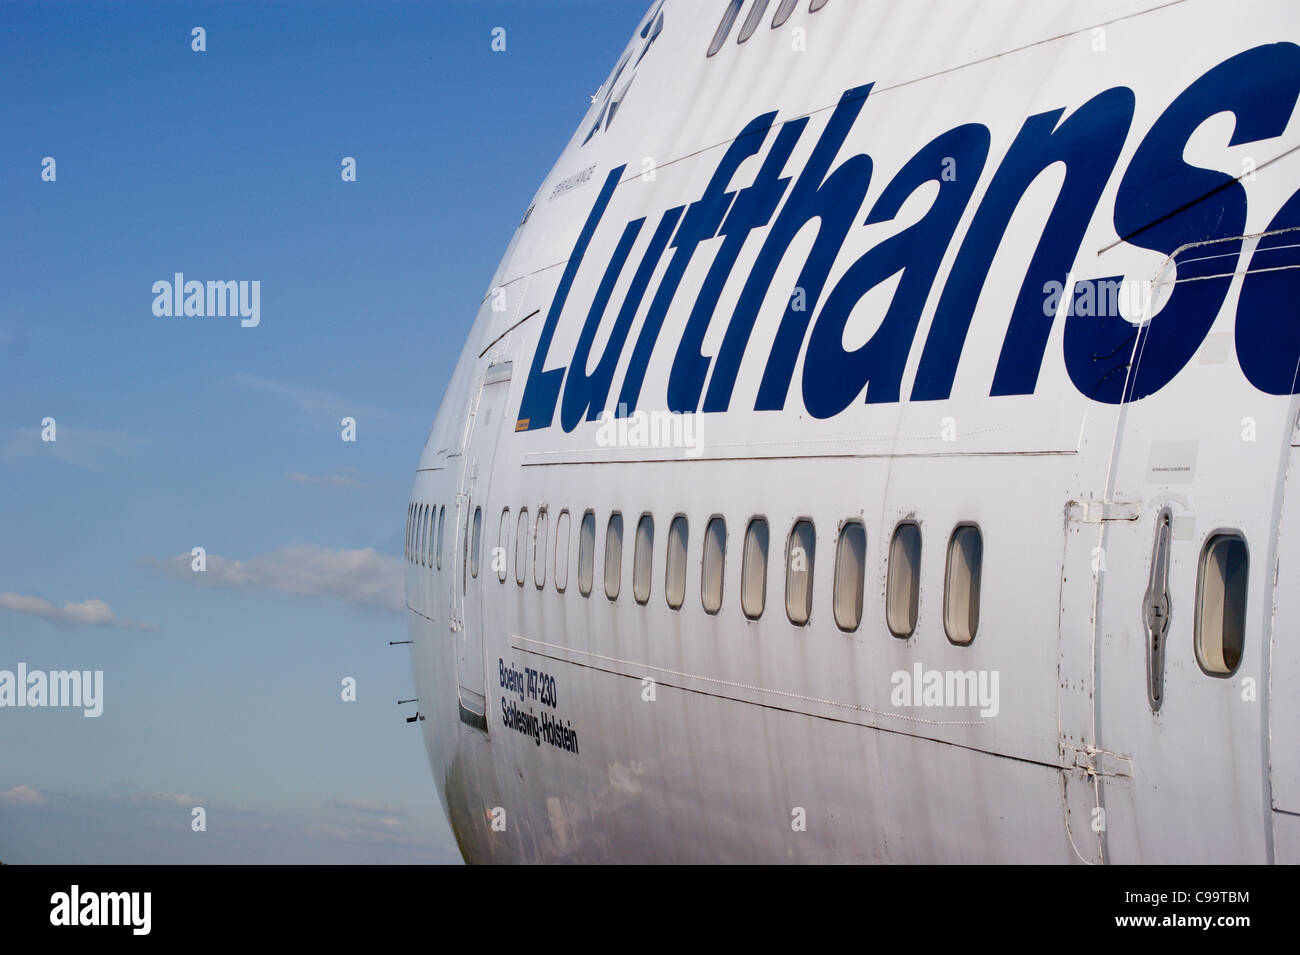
[1142,508,1174,710]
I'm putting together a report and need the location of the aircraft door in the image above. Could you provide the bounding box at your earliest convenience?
[1268,404,1300,859]
[453,360,512,730]
[1092,236,1272,862]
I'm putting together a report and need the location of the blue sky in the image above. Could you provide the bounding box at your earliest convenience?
[0,0,646,864]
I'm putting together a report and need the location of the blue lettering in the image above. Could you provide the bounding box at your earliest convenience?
[1065,43,1300,403]
[668,116,805,412]
[1236,185,1300,394]
[706,84,876,413]
[515,166,625,432]
[912,87,1135,401]
[803,124,990,416]
[561,207,682,430]
[617,113,779,414]
[517,46,1300,433]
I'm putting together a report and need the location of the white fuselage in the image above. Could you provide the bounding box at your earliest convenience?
[405,0,1300,862]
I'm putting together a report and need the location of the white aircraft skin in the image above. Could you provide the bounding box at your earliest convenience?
[405,0,1300,863]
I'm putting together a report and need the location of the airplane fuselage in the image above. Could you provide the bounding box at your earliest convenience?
[406,0,1300,863]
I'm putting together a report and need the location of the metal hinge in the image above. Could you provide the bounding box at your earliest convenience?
[1066,500,1141,523]
[1068,744,1134,779]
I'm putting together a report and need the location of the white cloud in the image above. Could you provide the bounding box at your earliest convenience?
[0,592,157,631]
[0,787,456,863]
[3,425,151,472]
[154,546,403,613]
[124,791,202,808]
[0,785,46,807]
[231,373,400,427]
[330,797,404,816]
[304,817,410,845]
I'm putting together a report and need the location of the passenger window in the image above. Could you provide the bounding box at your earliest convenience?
[578,510,596,597]
[534,510,549,589]
[470,506,482,579]
[417,504,427,567]
[887,522,921,638]
[554,510,571,593]
[944,524,982,645]
[1196,533,1248,675]
[737,0,768,42]
[604,513,624,600]
[516,508,530,586]
[497,508,510,583]
[771,0,799,28]
[741,518,769,620]
[665,515,688,610]
[707,0,744,56]
[786,520,816,625]
[633,514,654,604]
[701,517,726,614]
[436,506,445,570]
[601,512,623,600]
[834,521,866,632]
[405,504,413,561]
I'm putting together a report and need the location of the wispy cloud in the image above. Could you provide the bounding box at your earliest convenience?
[304,819,407,843]
[230,372,401,427]
[329,797,405,816]
[122,790,203,809]
[0,786,455,863]
[151,545,403,613]
[286,472,363,488]
[0,592,158,631]
[322,798,407,837]
[2,424,151,472]
[0,785,46,807]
